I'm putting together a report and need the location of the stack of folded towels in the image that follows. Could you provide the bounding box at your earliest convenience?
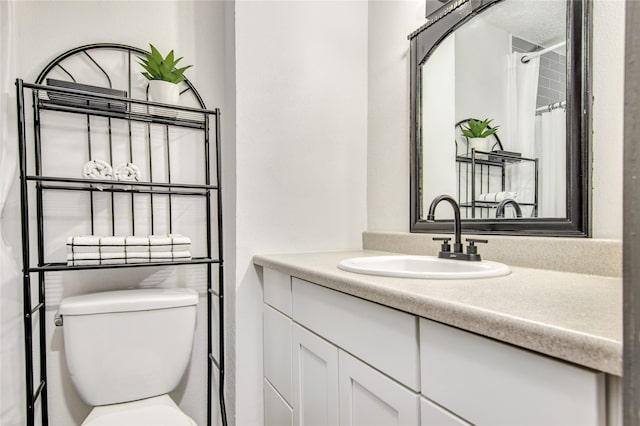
[66,234,192,266]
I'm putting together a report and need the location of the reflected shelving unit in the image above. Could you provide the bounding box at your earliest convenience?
[456,149,539,219]
[16,44,225,426]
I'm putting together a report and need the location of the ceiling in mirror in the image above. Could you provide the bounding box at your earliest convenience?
[410,0,591,236]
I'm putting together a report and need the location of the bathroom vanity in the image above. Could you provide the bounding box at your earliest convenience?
[255,249,621,426]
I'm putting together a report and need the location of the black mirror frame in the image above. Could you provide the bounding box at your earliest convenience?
[409,0,592,236]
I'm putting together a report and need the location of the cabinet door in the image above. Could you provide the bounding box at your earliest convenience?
[339,351,419,426]
[292,324,339,426]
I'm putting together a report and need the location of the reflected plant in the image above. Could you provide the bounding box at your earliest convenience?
[461,118,499,138]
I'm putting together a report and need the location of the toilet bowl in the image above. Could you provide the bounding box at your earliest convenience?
[58,288,199,425]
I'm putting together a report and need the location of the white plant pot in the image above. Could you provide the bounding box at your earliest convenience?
[467,137,491,153]
[148,80,179,117]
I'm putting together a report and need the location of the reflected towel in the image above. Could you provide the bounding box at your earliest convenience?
[83,160,113,180]
[114,162,141,182]
[477,192,518,202]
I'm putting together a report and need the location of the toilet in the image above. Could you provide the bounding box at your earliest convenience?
[58,288,199,425]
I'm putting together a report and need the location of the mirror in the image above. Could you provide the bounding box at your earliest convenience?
[410,0,591,236]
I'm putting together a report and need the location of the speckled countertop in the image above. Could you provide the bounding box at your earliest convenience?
[253,250,622,376]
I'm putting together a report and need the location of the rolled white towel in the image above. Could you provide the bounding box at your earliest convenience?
[83,160,113,180]
[114,162,141,182]
[477,192,518,202]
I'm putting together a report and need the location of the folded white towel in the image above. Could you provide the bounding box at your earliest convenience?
[69,245,123,254]
[150,250,192,261]
[477,192,518,202]
[148,234,191,252]
[148,235,172,246]
[67,236,149,254]
[99,236,126,246]
[67,252,131,266]
[123,235,150,250]
[168,234,191,245]
[68,258,124,266]
[114,163,141,182]
[67,252,126,261]
[83,160,113,180]
[67,235,101,246]
[66,234,192,264]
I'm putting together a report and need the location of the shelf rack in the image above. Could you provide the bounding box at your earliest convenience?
[456,149,539,219]
[16,44,226,426]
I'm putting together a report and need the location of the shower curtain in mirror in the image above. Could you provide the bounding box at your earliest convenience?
[535,108,566,217]
[507,52,539,217]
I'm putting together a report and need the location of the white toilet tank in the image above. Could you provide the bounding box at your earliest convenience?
[59,288,198,406]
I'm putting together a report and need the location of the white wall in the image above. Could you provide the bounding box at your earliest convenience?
[368,0,626,239]
[233,2,368,424]
[368,0,424,231]
[0,2,228,425]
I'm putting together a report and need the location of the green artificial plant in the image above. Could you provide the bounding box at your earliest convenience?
[460,118,499,139]
[139,44,192,84]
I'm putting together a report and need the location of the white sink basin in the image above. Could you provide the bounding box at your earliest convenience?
[337,255,510,280]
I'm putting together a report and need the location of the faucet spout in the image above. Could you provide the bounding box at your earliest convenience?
[496,198,523,218]
[426,194,463,253]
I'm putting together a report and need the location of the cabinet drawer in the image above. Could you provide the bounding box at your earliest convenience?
[421,397,470,426]
[292,278,420,391]
[264,305,292,404]
[264,268,292,316]
[420,318,605,425]
[264,379,293,426]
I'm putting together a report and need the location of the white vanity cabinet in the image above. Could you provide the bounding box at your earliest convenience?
[262,267,607,426]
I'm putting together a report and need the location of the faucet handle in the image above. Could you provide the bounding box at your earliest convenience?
[465,238,488,256]
[433,237,451,252]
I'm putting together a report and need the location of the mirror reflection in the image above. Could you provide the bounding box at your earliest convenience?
[420,0,567,220]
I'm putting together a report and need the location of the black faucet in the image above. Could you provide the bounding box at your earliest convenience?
[426,194,487,261]
[427,195,463,254]
[496,198,522,218]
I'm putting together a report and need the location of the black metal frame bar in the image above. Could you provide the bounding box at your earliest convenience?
[17,43,227,426]
[409,0,592,236]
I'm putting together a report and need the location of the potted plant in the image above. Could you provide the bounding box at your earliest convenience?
[139,44,192,107]
[460,118,499,152]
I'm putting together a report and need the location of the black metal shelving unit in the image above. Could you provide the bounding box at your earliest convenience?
[16,44,226,426]
[456,149,539,219]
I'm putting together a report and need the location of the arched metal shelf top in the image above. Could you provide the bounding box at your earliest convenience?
[35,43,207,110]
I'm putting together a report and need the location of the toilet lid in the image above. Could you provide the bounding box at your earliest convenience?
[83,395,197,426]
